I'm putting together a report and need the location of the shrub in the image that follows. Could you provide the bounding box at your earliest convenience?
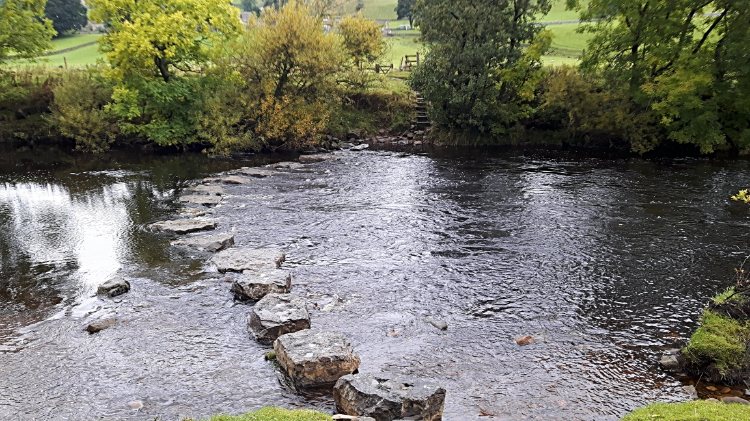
[49,69,118,152]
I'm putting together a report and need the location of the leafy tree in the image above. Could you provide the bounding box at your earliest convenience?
[394,0,415,27]
[88,0,244,83]
[44,0,87,36]
[409,0,552,133]
[569,0,750,153]
[339,13,386,68]
[0,0,55,63]
[240,0,259,14]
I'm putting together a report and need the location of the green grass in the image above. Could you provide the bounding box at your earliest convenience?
[547,23,591,51]
[198,407,330,421]
[361,0,398,20]
[714,288,737,304]
[621,401,750,420]
[386,36,423,66]
[47,34,102,52]
[539,0,585,22]
[684,311,750,374]
[25,44,104,67]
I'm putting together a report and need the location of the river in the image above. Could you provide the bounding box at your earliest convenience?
[1,145,749,420]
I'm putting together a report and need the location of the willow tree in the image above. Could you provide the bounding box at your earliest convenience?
[409,0,552,134]
[569,0,750,153]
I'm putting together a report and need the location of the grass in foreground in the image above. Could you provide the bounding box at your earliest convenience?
[200,407,330,421]
[621,401,750,420]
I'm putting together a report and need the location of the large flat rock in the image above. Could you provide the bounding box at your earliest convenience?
[203,175,251,184]
[171,233,234,252]
[231,269,291,301]
[236,167,276,178]
[149,219,216,234]
[274,329,360,388]
[211,248,285,273]
[178,195,222,206]
[298,154,335,163]
[271,162,304,169]
[97,277,130,297]
[187,185,226,195]
[334,373,446,421]
[247,293,310,344]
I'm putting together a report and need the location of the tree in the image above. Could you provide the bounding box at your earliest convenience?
[394,0,415,27]
[44,0,87,36]
[88,0,244,83]
[0,0,55,63]
[339,13,386,68]
[569,0,750,153]
[409,0,552,133]
[240,0,259,14]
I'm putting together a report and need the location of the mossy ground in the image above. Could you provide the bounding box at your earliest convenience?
[198,407,330,421]
[621,401,750,420]
[684,311,750,374]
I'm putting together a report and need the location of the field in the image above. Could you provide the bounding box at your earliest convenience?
[47,34,102,52]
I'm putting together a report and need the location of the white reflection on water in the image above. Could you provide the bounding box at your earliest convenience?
[0,181,133,291]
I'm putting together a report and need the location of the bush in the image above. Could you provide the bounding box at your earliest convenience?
[49,69,118,152]
[328,77,415,136]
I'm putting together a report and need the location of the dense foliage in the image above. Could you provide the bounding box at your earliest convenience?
[394,0,415,26]
[44,0,87,36]
[0,0,55,63]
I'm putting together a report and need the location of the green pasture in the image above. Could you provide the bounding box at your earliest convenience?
[48,34,102,52]
[361,0,398,20]
[539,0,583,22]
[15,43,104,68]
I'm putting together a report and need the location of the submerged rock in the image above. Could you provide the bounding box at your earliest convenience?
[178,195,222,206]
[429,320,447,331]
[187,185,226,195]
[248,293,310,344]
[211,248,285,273]
[236,167,276,178]
[149,219,216,234]
[298,154,334,163]
[333,372,446,421]
[351,144,369,151]
[272,162,304,169]
[178,208,212,218]
[171,233,234,252]
[231,269,291,301]
[97,277,130,297]
[274,329,360,388]
[659,354,681,370]
[683,385,699,400]
[203,175,251,184]
[86,318,116,333]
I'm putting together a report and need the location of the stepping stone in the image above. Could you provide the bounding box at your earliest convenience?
[86,318,116,333]
[187,185,225,195]
[334,372,446,421]
[351,144,369,151]
[179,208,212,218]
[171,233,234,252]
[149,219,216,234]
[248,293,310,344]
[236,167,276,177]
[274,329,361,388]
[231,269,291,301]
[97,277,130,297]
[203,175,251,184]
[298,154,335,163]
[211,248,285,273]
[272,161,304,169]
[178,195,222,206]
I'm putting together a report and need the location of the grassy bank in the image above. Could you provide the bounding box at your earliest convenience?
[196,407,330,421]
[622,401,750,420]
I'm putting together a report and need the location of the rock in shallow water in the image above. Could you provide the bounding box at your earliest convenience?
[203,175,251,184]
[333,372,446,421]
[86,318,116,333]
[274,329,360,388]
[272,161,304,169]
[149,219,216,234]
[178,195,223,206]
[248,293,310,344]
[515,335,536,345]
[659,354,680,370]
[171,233,234,252]
[236,167,276,177]
[187,185,226,195]
[298,154,334,163]
[212,248,285,273]
[97,277,130,297]
[683,385,699,400]
[721,396,750,405]
[231,269,291,301]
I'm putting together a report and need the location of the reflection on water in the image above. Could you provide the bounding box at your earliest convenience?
[1,146,750,420]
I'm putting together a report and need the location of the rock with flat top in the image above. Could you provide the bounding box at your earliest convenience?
[274,329,360,388]
[722,396,750,405]
[272,162,304,169]
[97,277,130,297]
[171,233,234,252]
[248,293,310,344]
[236,167,276,178]
[333,416,376,421]
[149,219,216,234]
[203,175,251,184]
[298,154,334,163]
[351,144,369,151]
[334,372,446,421]
[178,195,222,206]
[211,248,285,273]
[659,354,680,370]
[231,269,291,301]
[188,185,225,195]
[86,318,116,333]
[179,208,212,218]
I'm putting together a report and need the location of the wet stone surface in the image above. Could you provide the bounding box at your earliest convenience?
[171,233,234,253]
[4,149,750,420]
[178,195,222,206]
[149,219,217,234]
[274,329,361,388]
[211,248,285,273]
[231,269,292,301]
[248,293,310,344]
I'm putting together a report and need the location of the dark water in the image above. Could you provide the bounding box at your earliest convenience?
[1,145,750,420]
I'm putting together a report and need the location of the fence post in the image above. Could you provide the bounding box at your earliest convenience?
[64,57,68,69]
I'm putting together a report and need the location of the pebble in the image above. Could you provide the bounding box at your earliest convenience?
[706,385,717,391]
[721,386,732,394]
[429,320,448,330]
[683,385,698,400]
[706,398,720,402]
[515,335,536,345]
[129,401,143,410]
[721,396,750,405]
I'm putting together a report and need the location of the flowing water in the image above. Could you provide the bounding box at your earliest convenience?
[1,145,750,420]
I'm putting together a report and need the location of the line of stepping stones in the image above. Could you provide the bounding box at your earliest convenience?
[95,154,446,421]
